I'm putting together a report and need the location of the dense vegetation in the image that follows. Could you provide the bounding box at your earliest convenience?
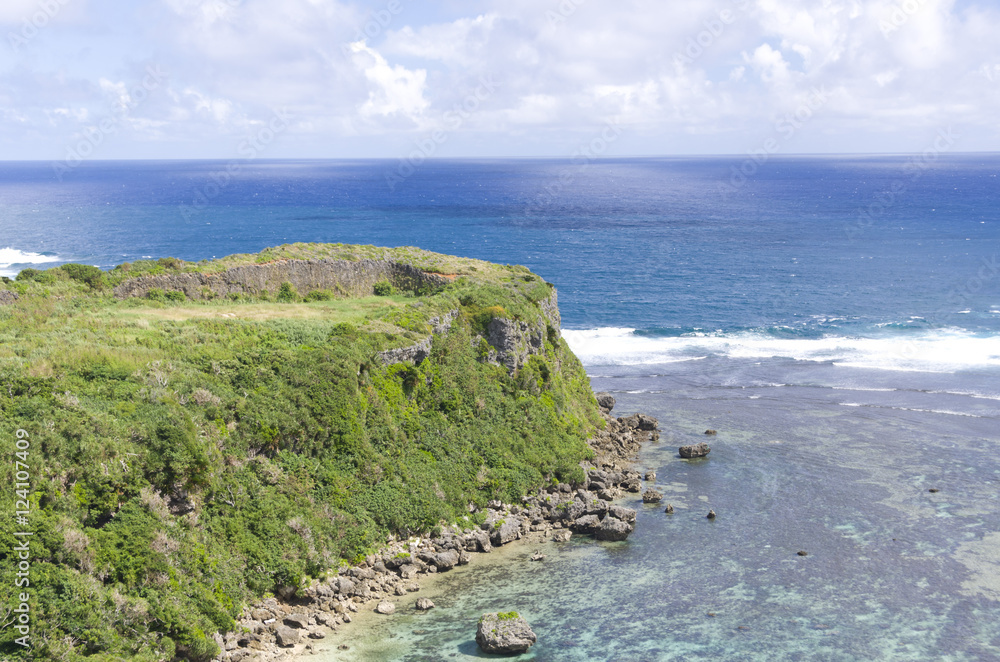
[0,245,601,661]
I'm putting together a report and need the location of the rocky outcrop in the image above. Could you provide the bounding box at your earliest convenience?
[679,442,711,459]
[642,489,662,503]
[112,258,449,301]
[377,311,459,366]
[478,291,561,374]
[595,392,616,413]
[476,613,537,654]
[0,290,18,306]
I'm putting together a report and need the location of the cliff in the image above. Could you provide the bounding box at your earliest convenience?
[0,244,602,662]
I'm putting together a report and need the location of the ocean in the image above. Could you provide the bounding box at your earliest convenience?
[2,156,999,660]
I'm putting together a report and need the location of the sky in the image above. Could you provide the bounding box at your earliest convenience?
[1,0,999,160]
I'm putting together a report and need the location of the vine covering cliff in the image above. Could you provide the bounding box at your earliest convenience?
[0,244,602,661]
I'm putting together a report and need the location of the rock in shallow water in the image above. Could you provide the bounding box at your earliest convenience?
[595,516,634,541]
[375,601,396,615]
[680,442,711,458]
[642,489,663,503]
[415,598,434,611]
[595,392,616,412]
[476,612,537,654]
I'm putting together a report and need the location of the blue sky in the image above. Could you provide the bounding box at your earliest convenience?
[1,0,999,160]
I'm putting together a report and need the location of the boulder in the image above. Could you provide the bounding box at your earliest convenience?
[570,514,601,534]
[552,529,572,542]
[664,503,674,514]
[415,598,435,611]
[283,613,309,629]
[705,429,718,435]
[274,626,300,648]
[609,505,637,524]
[642,489,663,504]
[432,550,460,571]
[679,442,711,458]
[490,519,521,547]
[466,530,493,553]
[398,564,419,579]
[595,392,616,412]
[476,613,537,654]
[375,601,396,615]
[595,517,634,541]
[644,471,656,481]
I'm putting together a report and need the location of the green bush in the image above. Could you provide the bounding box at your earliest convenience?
[373,280,394,296]
[59,263,107,290]
[304,289,335,302]
[276,282,299,302]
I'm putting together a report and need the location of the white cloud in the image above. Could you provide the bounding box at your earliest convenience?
[1,0,1000,156]
[350,41,429,122]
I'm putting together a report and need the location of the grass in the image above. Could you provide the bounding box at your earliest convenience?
[0,244,601,662]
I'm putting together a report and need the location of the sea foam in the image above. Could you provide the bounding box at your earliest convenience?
[562,327,1000,373]
[0,247,61,277]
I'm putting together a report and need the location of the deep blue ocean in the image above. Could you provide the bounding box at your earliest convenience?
[2,157,999,660]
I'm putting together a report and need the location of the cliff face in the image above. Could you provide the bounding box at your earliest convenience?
[379,291,562,374]
[0,290,18,305]
[112,258,449,300]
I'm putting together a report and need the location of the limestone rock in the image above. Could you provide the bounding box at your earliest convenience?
[642,489,663,503]
[375,601,396,615]
[595,392,616,413]
[679,442,711,458]
[415,598,435,611]
[552,529,572,542]
[475,613,537,654]
[274,626,300,648]
[283,613,309,629]
[594,517,634,542]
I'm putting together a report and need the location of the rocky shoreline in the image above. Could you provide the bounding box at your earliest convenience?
[212,394,656,662]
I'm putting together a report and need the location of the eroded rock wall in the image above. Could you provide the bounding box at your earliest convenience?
[113,259,449,300]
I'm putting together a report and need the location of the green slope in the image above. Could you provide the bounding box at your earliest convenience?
[0,244,602,661]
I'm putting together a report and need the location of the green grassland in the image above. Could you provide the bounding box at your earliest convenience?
[0,245,602,661]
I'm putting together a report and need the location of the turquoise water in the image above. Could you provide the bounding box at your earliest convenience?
[316,389,1000,661]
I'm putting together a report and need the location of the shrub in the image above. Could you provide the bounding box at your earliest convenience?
[304,289,334,302]
[59,263,106,290]
[373,280,394,296]
[276,282,299,302]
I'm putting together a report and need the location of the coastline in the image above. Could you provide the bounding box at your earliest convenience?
[213,396,659,662]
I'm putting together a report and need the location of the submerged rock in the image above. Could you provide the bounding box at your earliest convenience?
[680,442,711,459]
[705,429,718,435]
[530,551,546,562]
[706,510,716,520]
[644,470,656,481]
[664,503,674,514]
[476,612,537,654]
